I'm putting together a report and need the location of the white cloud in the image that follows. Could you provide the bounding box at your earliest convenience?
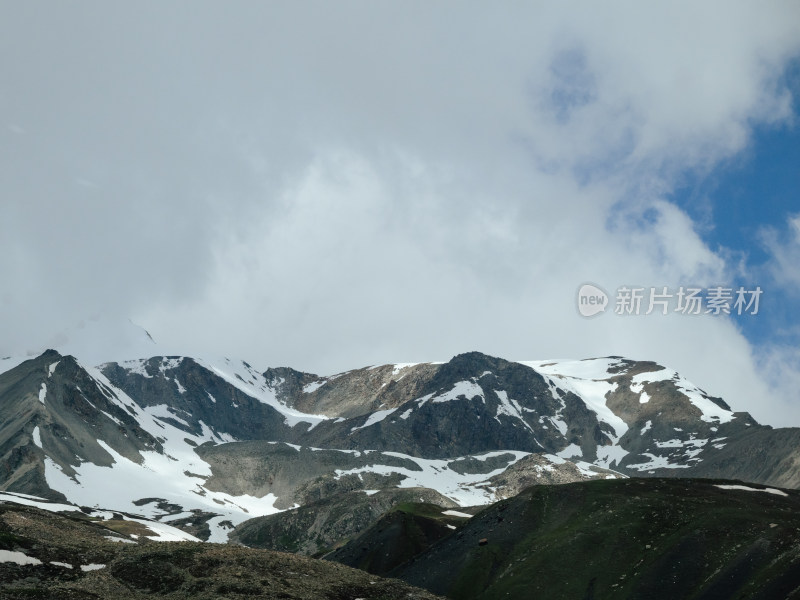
[762,213,800,292]
[2,2,800,426]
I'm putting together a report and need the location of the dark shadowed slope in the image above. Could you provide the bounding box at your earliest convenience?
[373,478,800,600]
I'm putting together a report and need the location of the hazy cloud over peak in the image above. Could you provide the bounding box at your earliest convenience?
[2,2,799,425]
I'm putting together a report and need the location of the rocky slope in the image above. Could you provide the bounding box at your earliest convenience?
[229,487,459,557]
[264,362,441,418]
[0,497,444,600]
[0,350,162,502]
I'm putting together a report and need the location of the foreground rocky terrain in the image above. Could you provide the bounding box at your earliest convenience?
[0,499,443,600]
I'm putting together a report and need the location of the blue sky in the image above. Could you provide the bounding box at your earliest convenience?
[670,60,800,345]
[1,2,800,426]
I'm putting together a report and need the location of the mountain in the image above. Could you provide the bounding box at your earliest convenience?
[382,478,800,600]
[3,346,800,549]
[0,350,163,503]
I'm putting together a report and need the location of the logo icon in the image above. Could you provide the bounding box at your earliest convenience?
[577,283,608,317]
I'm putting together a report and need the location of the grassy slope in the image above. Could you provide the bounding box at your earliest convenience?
[325,502,473,575]
[387,478,800,600]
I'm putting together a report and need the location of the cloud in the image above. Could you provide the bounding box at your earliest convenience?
[138,147,783,427]
[1,2,800,426]
[762,213,800,293]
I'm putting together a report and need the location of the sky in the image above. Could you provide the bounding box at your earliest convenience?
[2,1,800,426]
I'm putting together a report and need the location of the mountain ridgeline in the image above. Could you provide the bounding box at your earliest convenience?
[3,348,800,598]
[2,350,800,518]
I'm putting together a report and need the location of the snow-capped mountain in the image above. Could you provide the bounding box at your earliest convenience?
[2,346,798,543]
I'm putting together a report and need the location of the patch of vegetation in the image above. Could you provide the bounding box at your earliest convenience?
[0,529,29,550]
[111,555,187,594]
[99,518,154,537]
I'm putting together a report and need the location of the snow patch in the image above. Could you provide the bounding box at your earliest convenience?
[595,445,629,469]
[556,444,582,460]
[629,377,653,403]
[548,416,568,436]
[147,404,191,428]
[524,359,627,440]
[351,408,398,432]
[655,439,683,448]
[333,450,530,506]
[714,484,788,497]
[38,383,47,404]
[0,491,83,513]
[630,368,671,386]
[0,550,42,565]
[392,363,419,375]
[574,460,606,478]
[32,426,42,449]
[303,380,326,393]
[626,453,691,471]
[442,510,472,518]
[122,359,153,378]
[159,357,184,373]
[494,390,534,431]
[432,381,484,404]
[205,516,236,544]
[414,393,435,408]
